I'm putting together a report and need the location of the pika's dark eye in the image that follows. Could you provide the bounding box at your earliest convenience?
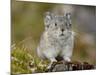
[55,23,57,26]
[69,24,71,27]
[47,25,49,28]
[46,24,50,28]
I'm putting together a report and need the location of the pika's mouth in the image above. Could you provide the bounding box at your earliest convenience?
[60,33,64,36]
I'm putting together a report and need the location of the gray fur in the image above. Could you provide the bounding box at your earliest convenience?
[37,12,74,67]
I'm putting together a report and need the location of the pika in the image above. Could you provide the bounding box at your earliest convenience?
[37,12,74,68]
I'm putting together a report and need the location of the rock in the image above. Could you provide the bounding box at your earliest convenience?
[46,61,95,72]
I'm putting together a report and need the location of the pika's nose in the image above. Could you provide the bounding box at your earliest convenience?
[61,29,64,32]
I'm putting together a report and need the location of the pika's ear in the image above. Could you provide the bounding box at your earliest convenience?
[44,12,53,25]
[44,12,53,20]
[65,13,72,26]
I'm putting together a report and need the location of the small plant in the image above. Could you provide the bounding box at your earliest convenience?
[11,43,49,74]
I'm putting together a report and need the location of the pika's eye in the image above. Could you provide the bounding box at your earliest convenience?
[55,23,57,26]
[47,25,49,28]
[46,24,50,28]
[69,24,71,27]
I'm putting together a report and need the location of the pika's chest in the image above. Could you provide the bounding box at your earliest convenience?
[50,38,67,50]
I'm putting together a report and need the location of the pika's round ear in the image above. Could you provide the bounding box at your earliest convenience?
[44,12,53,20]
[65,13,71,19]
[44,12,54,29]
[64,13,72,26]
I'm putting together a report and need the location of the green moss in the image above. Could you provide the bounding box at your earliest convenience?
[11,45,48,74]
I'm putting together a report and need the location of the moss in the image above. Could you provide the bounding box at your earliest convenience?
[11,45,49,74]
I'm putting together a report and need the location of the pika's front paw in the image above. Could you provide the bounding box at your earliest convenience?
[63,56,71,62]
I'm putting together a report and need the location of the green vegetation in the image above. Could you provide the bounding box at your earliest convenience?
[11,44,49,74]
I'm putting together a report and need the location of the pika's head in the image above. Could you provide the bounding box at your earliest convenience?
[44,12,72,39]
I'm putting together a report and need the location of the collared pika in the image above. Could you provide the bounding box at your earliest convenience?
[37,12,74,67]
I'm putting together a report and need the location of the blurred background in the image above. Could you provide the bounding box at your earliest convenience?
[11,0,96,74]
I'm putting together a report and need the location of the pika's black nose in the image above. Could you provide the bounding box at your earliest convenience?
[61,29,64,32]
